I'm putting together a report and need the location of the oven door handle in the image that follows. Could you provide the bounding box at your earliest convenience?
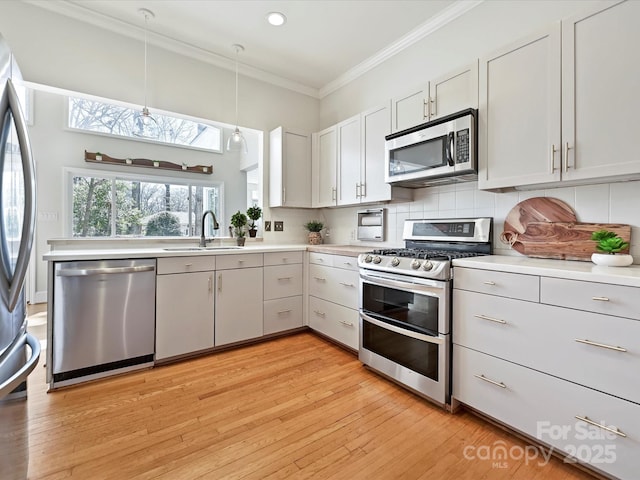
[360,272,445,296]
[360,312,445,345]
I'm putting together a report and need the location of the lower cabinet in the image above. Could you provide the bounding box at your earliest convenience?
[215,256,264,346]
[264,296,303,335]
[263,251,304,335]
[308,296,359,350]
[156,257,215,361]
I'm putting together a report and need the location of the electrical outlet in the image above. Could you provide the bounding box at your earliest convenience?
[274,221,284,232]
[264,221,271,232]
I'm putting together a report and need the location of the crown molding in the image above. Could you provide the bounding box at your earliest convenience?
[318,0,484,98]
[24,0,483,100]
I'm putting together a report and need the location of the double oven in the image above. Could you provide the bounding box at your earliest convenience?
[357,218,492,407]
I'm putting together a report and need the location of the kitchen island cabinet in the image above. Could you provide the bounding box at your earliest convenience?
[156,256,216,361]
[452,257,640,480]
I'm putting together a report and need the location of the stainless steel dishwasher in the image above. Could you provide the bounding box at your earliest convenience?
[50,258,156,388]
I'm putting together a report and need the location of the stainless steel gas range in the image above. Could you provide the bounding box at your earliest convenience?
[357,217,492,408]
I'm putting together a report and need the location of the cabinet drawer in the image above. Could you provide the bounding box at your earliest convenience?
[454,289,640,404]
[308,296,359,350]
[264,296,303,335]
[309,264,359,309]
[215,253,263,270]
[309,252,334,266]
[264,251,303,266]
[331,255,359,271]
[541,277,640,320]
[454,267,539,301]
[453,345,640,480]
[157,256,216,274]
[264,264,303,300]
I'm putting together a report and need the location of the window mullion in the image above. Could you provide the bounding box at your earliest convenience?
[111,178,117,236]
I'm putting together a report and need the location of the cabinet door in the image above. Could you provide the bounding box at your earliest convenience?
[156,271,214,360]
[337,114,361,206]
[312,126,337,207]
[360,102,392,203]
[562,1,640,181]
[429,61,478,120]
[391,85,428,132]
[478,24,561,190]
[215,267,263,346]
[269,127,311,208]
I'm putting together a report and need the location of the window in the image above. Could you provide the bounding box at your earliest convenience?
[71,170,222,238]
[67,97,222,152]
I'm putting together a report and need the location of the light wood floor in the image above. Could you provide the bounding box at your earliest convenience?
[26,332,596,480]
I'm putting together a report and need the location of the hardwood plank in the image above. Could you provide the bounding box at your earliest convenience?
[25,332,598,479]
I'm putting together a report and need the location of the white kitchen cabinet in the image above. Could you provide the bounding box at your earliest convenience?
[337,114,361,206]
[391,61,478,133]
[155,256,216,360]
[480,1,640,190]
[453,263,640,479]
[269,127,312,208]
[312,126,337,207]
[215,254,264,346]
[263,251,304,335]
[308,252,360,350]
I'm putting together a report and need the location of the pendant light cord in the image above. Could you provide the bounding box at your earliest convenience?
[143,11,149,111]
[234,45,240,126]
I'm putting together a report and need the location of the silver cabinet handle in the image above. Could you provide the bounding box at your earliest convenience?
[592,296,609,302]
[277,277,293,281]
[474,374,506,389]
[277,309,292,315]
[57,265,155,276]
[423,98,429,119]
[339,320,354,327]
[360,182,366,198]
[550,144,557,172]
[575,416,626,438]
[313,310,326,317]
[564,142,572,172]
[208,275,213,293]
[430,96,436,118]
[356,183,360,198]
[184,263,193,267]
[343,261,353,266]
[474,314,507,325]
[483,281,496,286]
[313,276,327,282]
[283,187,286,205]
[332,187,337,202]
[218,273,222,292]
[339,282,355,287]
[574,338,626,353]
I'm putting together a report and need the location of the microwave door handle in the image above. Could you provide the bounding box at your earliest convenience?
[446,131,455,166]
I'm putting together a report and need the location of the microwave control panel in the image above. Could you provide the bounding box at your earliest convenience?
[456,129,470,164]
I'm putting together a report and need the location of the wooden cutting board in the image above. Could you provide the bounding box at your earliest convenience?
[507,222,631,261]
[503,197,577,235]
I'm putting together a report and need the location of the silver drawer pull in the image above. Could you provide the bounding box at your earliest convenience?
[339,320,354,327]
[313,277,327,281]
[575,415,626,438]
[277,309,292,315]
[313,310,326,317]
[343,262,353,266]
[339,282,355,287]
[474,314,507,325]
[184,263,193,267]
[483,281,496,286]
[592,296,610,302]
[574,338,627,353]
[277,277,293,281]
[474,374,506,389]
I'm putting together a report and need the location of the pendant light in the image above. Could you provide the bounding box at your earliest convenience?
[134,8,159,138]
[227,44,247,154]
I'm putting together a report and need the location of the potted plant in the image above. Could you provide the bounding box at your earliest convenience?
[246,205,262,238]
[304,220,324,245]
[230,210,248,246]
[590,229,633,266]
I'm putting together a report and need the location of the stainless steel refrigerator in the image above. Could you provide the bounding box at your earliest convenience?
[0,33,41,480]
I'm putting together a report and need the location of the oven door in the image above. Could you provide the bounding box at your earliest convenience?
[359,270,450,405]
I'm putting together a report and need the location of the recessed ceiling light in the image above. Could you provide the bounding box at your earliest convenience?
[266,12,286,27]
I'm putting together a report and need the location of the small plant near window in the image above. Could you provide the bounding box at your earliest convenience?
[246,205,262,237]
[230,210,248,246]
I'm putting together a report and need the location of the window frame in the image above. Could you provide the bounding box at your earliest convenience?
[64,167,225,238]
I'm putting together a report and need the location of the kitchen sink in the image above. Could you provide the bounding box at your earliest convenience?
[163,246,243,251]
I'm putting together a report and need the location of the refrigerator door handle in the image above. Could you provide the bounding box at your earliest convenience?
[0,332,40,399]
[0,78,36,312]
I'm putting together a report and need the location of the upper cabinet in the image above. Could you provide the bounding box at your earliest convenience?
[391,61,479,133]
[337,114,361,206]
[269,127,312,208]
[312,126,338,207]
[479,1,640,190]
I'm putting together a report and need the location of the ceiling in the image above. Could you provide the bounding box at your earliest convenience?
[28,0,482,98]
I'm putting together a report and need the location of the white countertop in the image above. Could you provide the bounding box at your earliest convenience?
[453,255,640,287]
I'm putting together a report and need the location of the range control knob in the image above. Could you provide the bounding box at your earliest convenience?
[390,257,400,267]
[410,259,422,270]
[364,254,373,263]
[372,256,382,264]
[422,260,434,271]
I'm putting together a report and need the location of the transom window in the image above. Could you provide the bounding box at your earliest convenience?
[70,170,222,238]
[67,97,222,152]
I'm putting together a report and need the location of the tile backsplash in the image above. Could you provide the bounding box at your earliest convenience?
[321,180,640,262]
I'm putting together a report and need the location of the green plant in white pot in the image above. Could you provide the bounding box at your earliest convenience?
[590,230,633,266]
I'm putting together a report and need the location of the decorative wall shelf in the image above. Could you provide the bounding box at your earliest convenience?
[84,150,213,174]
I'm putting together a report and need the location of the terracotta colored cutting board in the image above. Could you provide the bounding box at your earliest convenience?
[506,222,632,261]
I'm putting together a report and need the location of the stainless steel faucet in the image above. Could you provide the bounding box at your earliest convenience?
[199,210,220,247]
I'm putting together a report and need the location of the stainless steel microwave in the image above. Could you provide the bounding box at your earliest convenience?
[384,108,477,188]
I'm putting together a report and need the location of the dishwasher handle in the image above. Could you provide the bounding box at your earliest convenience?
[56,265,155,277]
